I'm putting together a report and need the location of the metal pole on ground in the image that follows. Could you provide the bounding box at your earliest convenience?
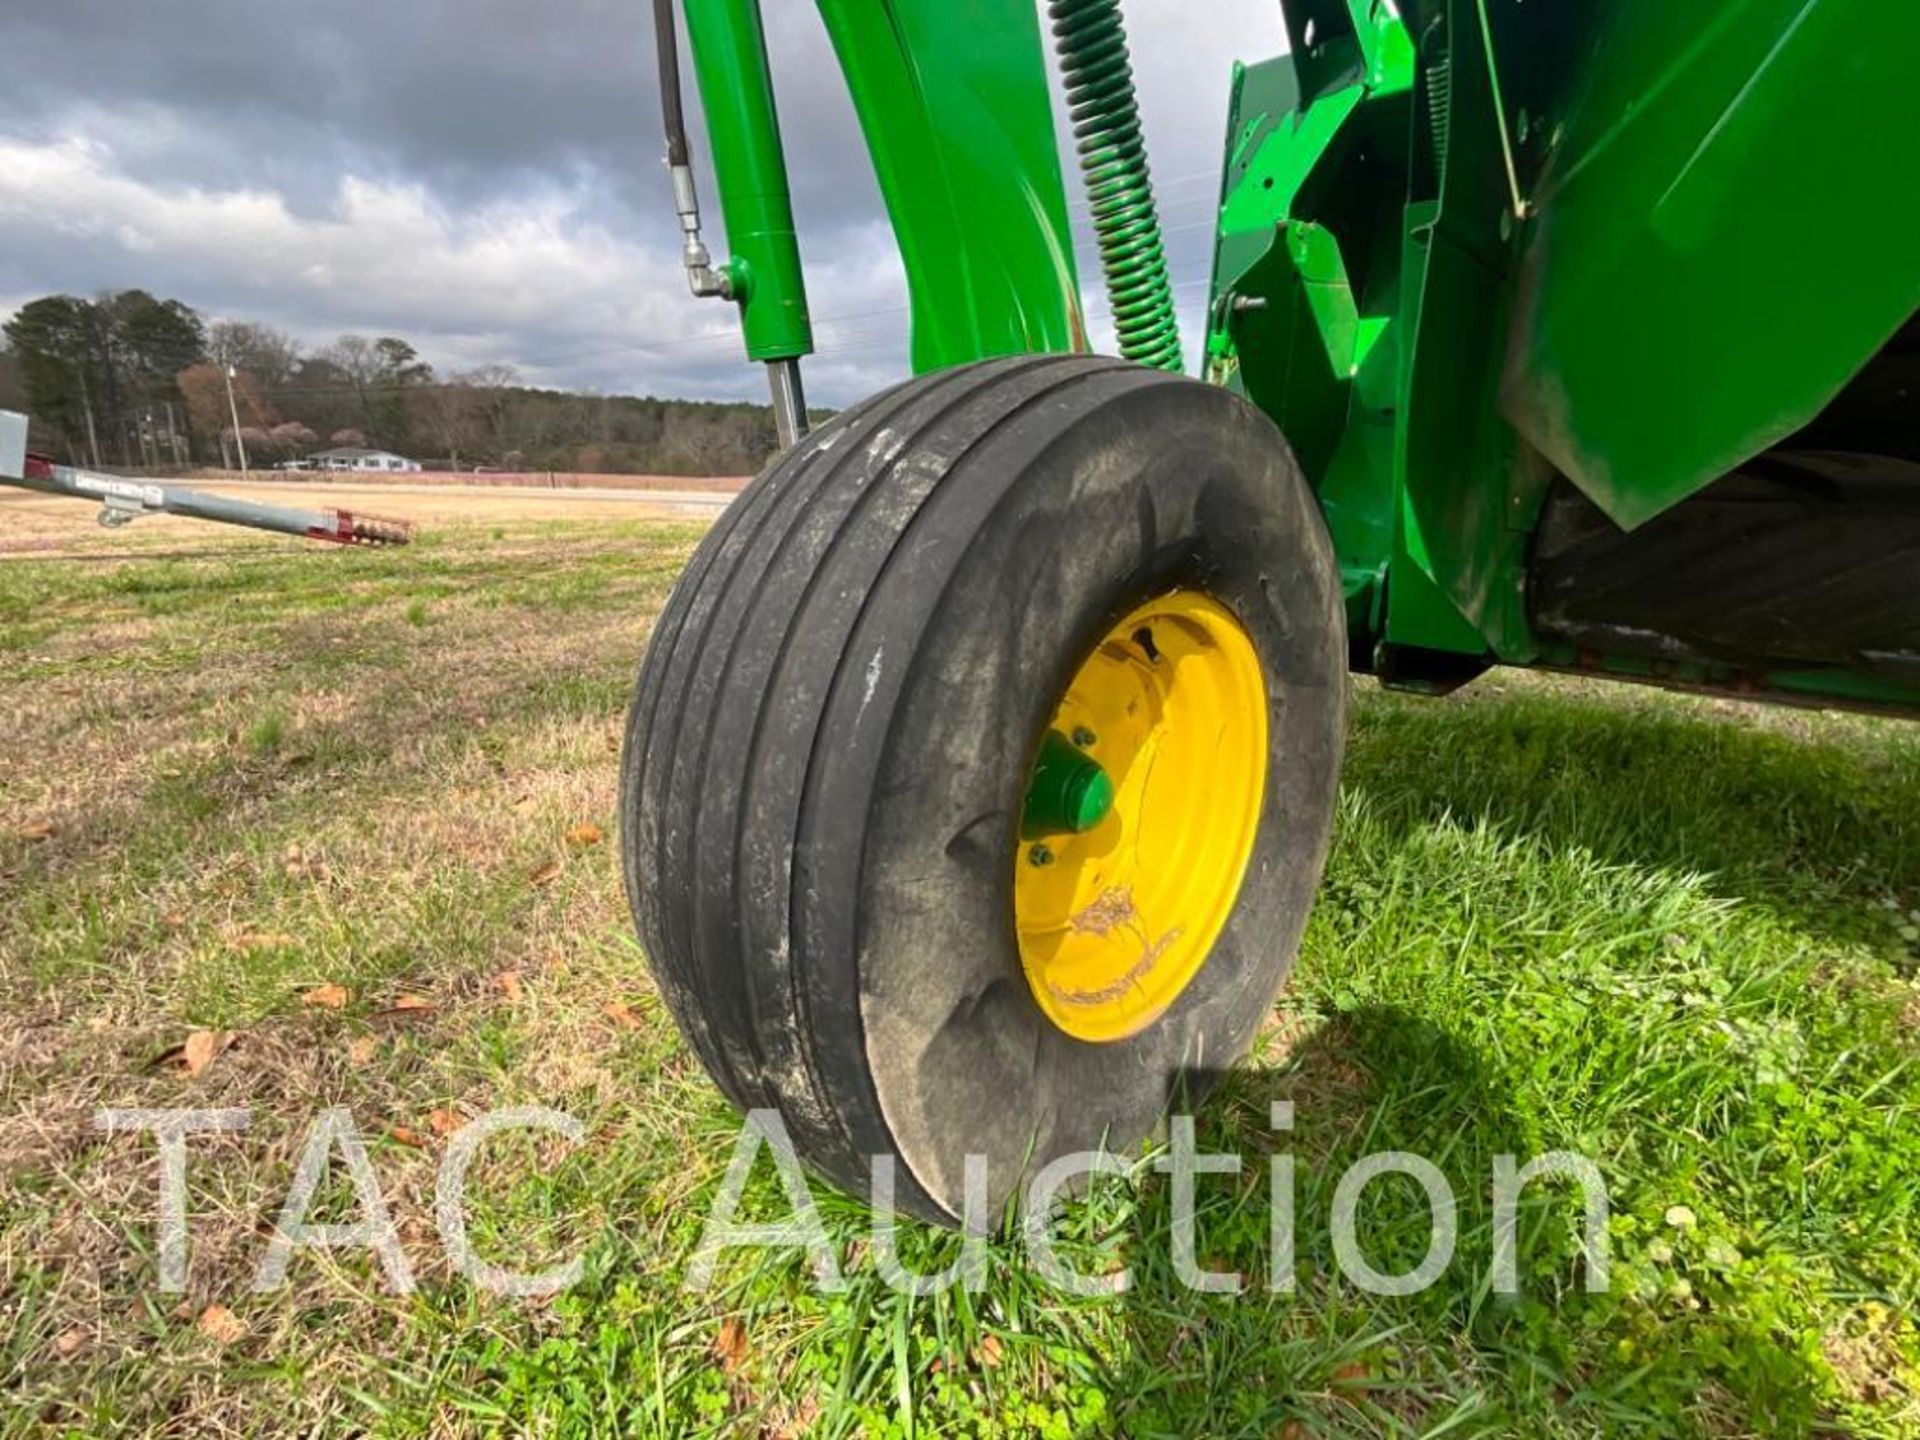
[1,409,410,547]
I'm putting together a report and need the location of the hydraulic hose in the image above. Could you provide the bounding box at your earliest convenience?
[653,0,731,301]
[1048,0,1184,372]
[654,0,690,168]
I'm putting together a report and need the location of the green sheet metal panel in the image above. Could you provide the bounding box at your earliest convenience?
[812,0,1085,372]
[1502,0,1920,531]
[1387,0,1542,661]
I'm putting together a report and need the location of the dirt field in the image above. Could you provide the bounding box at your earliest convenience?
[0,479,741,555]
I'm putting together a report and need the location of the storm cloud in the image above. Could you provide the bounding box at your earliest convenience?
[1,1,1282,405]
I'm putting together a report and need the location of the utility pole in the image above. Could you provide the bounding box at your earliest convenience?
[224,365,250,476]
[76,369,103,471]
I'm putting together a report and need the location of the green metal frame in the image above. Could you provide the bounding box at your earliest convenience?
[677,0,1920,714]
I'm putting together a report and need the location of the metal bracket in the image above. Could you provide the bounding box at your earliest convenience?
[670,162,735,301]
[97,497,145,529]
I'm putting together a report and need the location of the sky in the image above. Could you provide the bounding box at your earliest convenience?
[0,1,1285,407]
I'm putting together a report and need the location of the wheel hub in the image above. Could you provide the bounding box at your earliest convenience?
[1014,590,1269,1043]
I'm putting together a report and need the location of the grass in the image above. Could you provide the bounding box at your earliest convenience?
[2,517,1918,1437]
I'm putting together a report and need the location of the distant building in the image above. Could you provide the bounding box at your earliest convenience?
[310,447,422,474]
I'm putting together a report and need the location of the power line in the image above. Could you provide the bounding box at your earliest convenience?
[190,234,1228,406]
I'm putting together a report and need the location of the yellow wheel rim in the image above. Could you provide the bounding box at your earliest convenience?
[1014,590,1268,1043]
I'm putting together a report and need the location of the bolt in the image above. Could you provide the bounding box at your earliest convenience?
[1028,844,1055,868]
[1071,726,1097,749]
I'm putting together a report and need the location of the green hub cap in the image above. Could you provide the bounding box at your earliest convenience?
[1020,729,1115,840]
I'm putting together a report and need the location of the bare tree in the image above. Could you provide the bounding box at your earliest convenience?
[208,321,301,388]
[315,335,384,437]
[407,364,520,469]
[412,379,477,469]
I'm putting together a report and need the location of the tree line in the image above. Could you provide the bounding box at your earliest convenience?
[0,291,784,476]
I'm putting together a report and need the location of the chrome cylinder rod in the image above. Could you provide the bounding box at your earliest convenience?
[766,359,810,450]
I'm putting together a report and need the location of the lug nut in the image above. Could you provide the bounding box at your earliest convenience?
[1028,844,1055,867]
[1071,727,1097,749]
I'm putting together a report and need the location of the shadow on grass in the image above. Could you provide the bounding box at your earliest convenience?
[1094,1007,1828,1438]
[1340,680,1920,950]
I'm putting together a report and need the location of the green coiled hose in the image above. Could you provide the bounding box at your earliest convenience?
[1048,0,1185,372]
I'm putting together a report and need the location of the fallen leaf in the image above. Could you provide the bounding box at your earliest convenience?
[374,993,437,1020]
[234,932,297,951]
[529,860,564,888]
[566,823,605,849]
[181,1030,234,1077]
[713,1316,749,1373]
[54,1327,86,1358]
[1332,1361,1371,1385]
[160,911,187,930]
[493,970,524,1003]
[197,1304,246,1344]
[602,1001,642,1030]
[282,844,329,880]
[301,983,350,1010]
[16,820,55,842]
[769,1397,822,1440]
[975,1334,1003,1369]
[428,1108,462,1137]
[389,1125,427,1149]
[347,1036,380,1065]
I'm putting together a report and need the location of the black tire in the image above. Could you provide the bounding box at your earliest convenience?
[620,355,1346,1225]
